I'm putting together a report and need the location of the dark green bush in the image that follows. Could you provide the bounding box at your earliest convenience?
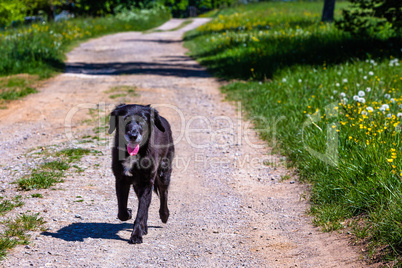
[337,0,401,36]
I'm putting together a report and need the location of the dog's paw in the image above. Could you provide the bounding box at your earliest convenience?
[118,208,132,221]
[159,209,169,223]
[129,235,143,244]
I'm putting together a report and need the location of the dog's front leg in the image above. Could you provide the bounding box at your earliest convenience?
[116,178,132,221]
[130,183,153,244]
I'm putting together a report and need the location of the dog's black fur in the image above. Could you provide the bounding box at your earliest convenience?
[109,104,174,244]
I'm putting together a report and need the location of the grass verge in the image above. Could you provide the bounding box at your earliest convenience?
[0,7,171,103]
[185,1,402,264]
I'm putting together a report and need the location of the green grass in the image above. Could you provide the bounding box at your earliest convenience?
[185,1,402,264]
[0,7,170,102]
[0,196,24,215]
[105,85,138,101]
[55,148,92,162]
[0,213,45,260]
[17,148,97,190]
[17,171,64,191]
[0,75,39,107]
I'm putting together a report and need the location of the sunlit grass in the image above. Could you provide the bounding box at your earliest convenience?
[0,7,170,103]
[0,213,45,260]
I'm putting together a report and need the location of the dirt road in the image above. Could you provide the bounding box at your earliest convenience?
[0,19,368,267]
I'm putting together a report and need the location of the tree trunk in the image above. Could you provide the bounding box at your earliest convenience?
[322,0,336,22]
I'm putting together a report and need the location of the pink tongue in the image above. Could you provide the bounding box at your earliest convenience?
[127,144,139,156]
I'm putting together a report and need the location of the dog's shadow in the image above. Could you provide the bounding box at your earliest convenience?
[42,222,163,242]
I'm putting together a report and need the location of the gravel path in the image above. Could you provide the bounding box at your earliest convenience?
[0,19,369,267]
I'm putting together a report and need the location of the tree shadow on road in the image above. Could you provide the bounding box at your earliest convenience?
[65,61,210,78]
[42,222,162,242]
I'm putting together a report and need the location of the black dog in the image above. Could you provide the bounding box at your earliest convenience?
[108,104,174,244]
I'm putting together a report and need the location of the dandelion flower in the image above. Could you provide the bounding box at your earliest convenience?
[358,90,365,97]
[366,107,374,112]
[336,83,340,87]
[368,71,374,76]
[298,79,302,83]
[384,93,391,99]
[361,111,368,115]
[343,78,348,83]
[282,78,287,82]
[353,95,359,101]
[397,113,402,118]
[358,97,365,103]
[389,59,400,66]
[380,104,390,111]
[363,76,367,80]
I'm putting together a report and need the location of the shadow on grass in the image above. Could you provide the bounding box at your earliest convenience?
[186,29,401,80]
[42,222,163,242]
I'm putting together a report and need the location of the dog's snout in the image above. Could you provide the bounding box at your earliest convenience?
[128,130,139,140]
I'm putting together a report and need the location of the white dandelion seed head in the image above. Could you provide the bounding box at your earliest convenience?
[363,76,367,80]
[343,97,348,103]
[384,93,391,99]
[380,104,390,111]
[366,107,373,112]
[340,92,346,98]
[358,97,365,103]
[397,113,402,118]
[298,79,302,83]
[368,71,374,76]
[387,114,392,118]
[353,95,359,101]
[390,98,395,103]
[389,59,400,67]
[336,83,340,87]
[333,90,338,94]
[343,78,348,83]
[356,83,360,87]
[366,87,371,92]
[358,90,365,97]
[282,78,286,82]
[361,111,368,116]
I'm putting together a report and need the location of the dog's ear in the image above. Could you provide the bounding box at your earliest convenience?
[151,108,165,132]
[108,104,126,134]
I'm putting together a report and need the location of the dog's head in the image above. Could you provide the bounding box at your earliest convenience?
[108,104,165,156]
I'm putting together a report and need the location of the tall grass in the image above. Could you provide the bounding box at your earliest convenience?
[185,1,402,263]
[0,7,171,78]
